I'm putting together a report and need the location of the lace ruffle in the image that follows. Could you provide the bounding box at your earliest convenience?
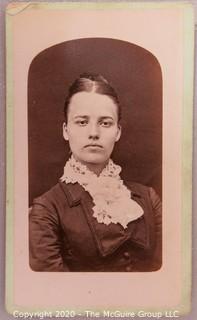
[60,156,144,228]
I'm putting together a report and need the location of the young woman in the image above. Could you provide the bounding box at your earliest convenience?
[29,73,162,272]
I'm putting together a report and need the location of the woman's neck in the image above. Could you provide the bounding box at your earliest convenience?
[72,155,108,176]
[84,162,108,176]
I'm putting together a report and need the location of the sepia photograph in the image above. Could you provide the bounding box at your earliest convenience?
[5,1,194,316]
[28,39,162,272]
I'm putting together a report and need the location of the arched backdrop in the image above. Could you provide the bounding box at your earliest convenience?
[28,38,162,206]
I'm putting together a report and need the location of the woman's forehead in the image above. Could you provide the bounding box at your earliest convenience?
[68,92,118,118]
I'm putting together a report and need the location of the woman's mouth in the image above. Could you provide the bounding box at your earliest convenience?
[85,144,103,149]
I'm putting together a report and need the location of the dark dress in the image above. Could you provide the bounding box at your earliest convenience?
[29,181,162,272]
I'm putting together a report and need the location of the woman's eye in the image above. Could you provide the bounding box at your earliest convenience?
[76,120,88,126]
[100,121,113,127]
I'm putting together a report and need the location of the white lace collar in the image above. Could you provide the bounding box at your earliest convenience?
[60,155,144,228]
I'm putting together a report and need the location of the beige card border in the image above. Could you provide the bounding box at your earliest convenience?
[5,1,194,316]
[181,4,194,312]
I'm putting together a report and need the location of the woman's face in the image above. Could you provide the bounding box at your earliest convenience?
[63,92,121,171]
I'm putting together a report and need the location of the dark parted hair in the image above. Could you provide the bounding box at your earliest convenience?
[64,73,121,123]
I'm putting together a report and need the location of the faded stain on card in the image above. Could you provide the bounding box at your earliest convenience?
[6,3,31,15]
[6,2,44,15]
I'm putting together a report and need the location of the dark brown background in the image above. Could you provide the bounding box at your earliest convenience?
[28,38,162,206]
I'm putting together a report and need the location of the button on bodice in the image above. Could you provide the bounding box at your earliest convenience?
[123,251,130,259]
[125,265,133,272]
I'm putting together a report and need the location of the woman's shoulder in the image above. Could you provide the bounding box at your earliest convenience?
[32,181,85,210]
[125,181,151,195]
[125,180,161,203]
[33,182,60,200]
[32,182,66,210]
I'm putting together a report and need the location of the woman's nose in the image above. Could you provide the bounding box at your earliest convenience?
[88,123,100,139]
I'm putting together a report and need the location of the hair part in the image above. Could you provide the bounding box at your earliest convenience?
[64,73,121,123]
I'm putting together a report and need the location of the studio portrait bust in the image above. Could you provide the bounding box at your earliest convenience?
[6,3,192,313]
[29,72,162,272]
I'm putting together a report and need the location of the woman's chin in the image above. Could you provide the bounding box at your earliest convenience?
[75,154,109,166]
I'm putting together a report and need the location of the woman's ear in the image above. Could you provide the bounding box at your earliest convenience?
[63,122,69,141]
[115,124,121,142]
